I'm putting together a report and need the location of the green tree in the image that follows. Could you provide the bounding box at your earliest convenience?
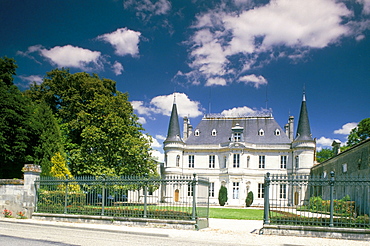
[30,102,64,176]
[26,69,156,176]
[245,191,254,207]
[0,57,34,178]
[218,186,228,206]
[316,148,335,163]
[347,118,370,147]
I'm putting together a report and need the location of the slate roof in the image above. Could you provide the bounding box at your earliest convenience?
[185,116,291,145]
[295,93,313,141]
[164,103,182,142]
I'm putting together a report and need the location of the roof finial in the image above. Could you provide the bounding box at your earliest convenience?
[303,84,306,101]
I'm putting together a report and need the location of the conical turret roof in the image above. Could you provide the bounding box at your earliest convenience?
[165,102,182,142]
[295,92,313,141]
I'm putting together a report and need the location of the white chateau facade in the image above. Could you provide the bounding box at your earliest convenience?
[163,93,315,206]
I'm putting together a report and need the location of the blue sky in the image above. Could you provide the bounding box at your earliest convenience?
[1,0,369,161]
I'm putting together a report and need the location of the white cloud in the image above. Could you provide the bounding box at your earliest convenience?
[205,77,227,86]
[150,93,204,117]
[98,28,141,57]
[151,137,162,148]
[357,0,370,14]
[238,74,267,88]
[155,134,166,141]
[38,45,103,70]
[124,0,171,18]
[150,149,164,162]
[181,0,357,87]
[112,61,124,75]
[138,116,147,125]
[131,101,152,115]
[316,136,335,147]
[334,122,358,135]
[221,106,256,116]
[132,93,204,118]
[19,75,43,85]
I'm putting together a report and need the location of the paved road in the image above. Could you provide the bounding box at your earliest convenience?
[0,219,368,246]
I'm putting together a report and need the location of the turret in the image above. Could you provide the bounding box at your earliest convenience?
[295,92,312,141]
[164,102,182,143]
[163,98,184,171]
[291,91,315,174]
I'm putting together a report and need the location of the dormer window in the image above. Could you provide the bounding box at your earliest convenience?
[233,132,241,142]
[258,129,264,136]
[231,123,244,142]
[274,129,280,136]
[194,129,200,136]
[211,129,217,136]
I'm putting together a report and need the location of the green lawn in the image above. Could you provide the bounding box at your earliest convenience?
[209,207,264,220]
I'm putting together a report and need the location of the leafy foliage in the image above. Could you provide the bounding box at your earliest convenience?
[316,148,335,163]
[347,118,370,147]
[25,68,156,177]
[0,57,34,178]
[218,186,228,206]
[245,191,254,207]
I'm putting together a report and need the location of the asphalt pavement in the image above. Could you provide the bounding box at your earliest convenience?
[1,217,369,246]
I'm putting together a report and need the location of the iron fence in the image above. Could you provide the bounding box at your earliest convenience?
[35,174,209,221]
[263,172,370,228]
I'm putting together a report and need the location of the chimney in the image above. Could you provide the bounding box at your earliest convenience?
[183,117,189,141]
[332,140,341,155]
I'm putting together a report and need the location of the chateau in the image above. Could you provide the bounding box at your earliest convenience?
[163,93,316,206]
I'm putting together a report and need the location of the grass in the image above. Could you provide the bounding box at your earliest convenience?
[209,207,263,220]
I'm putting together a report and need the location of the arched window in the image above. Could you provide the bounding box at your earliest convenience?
[176,155,180,167]
[211,129,217,136]
[275,129,280,136]
[194,129,200,136]
[258,129,264,136]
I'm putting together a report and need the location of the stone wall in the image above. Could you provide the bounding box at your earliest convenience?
[0,164,41,218]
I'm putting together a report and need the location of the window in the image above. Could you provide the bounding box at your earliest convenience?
[295,156,299,169]
[258,183,264,198]
[259,155,265,168]
[187,184,193,196]
[211,129,217,136]
[280,184,287,199]
[234,132,241,142]
[189,155,194,168]
[223,156,227,168]
[275,129,281,136]
[342,163,347,173]
[194,129,200,136]
[209,182,215,197]
[280,156,287,169]
[258,129,264,136]
[176,155,180,167]
[233,154,240,168]
[233,182,239,199]
[209,155,215,168]
[247,156,250,168]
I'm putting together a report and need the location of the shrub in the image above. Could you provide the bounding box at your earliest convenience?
[245,191,254,207]
[218,186,228,206]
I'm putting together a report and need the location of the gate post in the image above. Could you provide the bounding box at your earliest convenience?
[192,173,197,221]
[264,172,271,225]
[329,171,335,227]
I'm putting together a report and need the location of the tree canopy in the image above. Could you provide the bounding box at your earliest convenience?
[25,68,157,176]
[0,58,66,178]
[347,118,370,147]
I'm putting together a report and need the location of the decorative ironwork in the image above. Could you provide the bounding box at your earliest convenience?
[35,175,210,221]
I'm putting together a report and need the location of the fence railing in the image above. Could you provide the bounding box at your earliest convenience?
[263,172,370,228]
[35,174,209,221]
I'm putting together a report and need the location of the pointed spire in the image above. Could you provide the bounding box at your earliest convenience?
[165,96,182,142]
[295,91,312,141]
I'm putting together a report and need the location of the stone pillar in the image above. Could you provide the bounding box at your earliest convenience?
[22,164,42,218]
